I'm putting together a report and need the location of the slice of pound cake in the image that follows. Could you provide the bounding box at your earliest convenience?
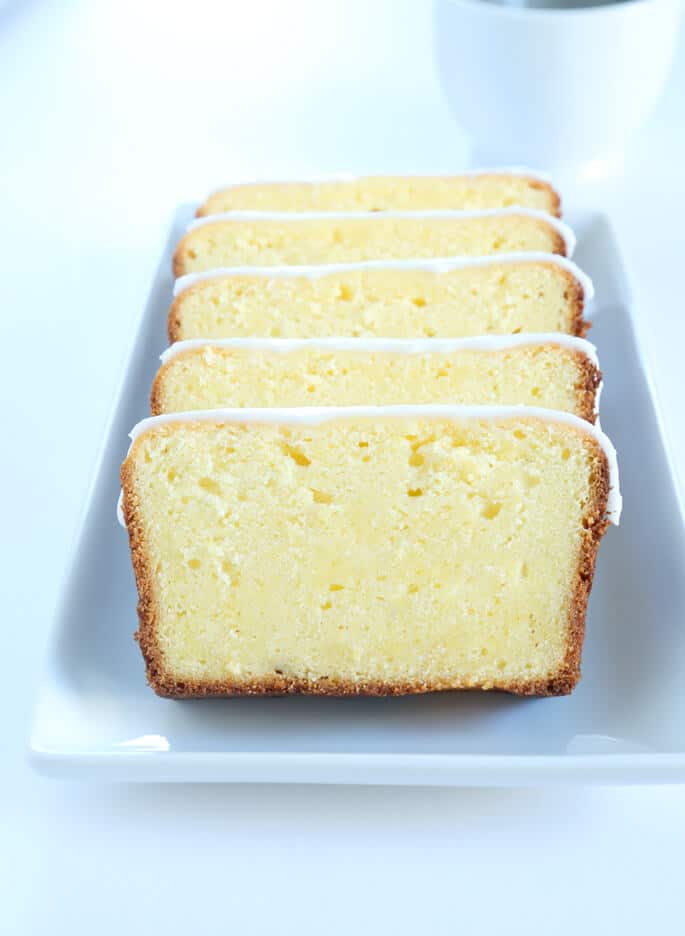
[173,210,574,275]
[169,255,591,341]
[120,407,620,697]
[151,337,601,422]
[197,172,561,217]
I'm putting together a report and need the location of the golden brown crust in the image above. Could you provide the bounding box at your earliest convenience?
[122,423,611,699]
[140,671,575,699]
[570,350,602,423]
[121,446,163,694]
[541,445,610,694]
[526,177,562,217]
[543,224,567,258]
[167,288,189,343]
[149,365,167,416]
[540,261,589,337]
[172,233,193,278]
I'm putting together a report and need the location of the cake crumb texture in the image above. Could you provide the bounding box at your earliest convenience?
[121,416,609,698]
[197,175,561,217]
[173,214,567,275]
[169,261,586,341]
[151,344,601,422]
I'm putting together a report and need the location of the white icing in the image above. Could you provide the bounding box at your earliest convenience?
[160,333,600,370]
[595,379,604,420]
[173,251,592,305]
[186,208,576,259]
[120,405,620,525]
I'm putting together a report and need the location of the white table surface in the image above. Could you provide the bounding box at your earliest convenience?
[3,0,685,931]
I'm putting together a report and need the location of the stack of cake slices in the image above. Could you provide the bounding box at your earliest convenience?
[120,172,621,698]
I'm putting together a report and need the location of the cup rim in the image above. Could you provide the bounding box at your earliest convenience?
[439,0,676,22]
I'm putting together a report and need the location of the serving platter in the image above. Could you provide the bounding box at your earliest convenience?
[28,209,685,784]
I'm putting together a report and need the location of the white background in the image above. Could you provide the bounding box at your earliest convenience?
[3,1,685,931]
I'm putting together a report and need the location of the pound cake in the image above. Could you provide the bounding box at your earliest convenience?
[197,172,561,217]
[151,337,601,421]
[173,209,574,275]
[120,407,620,697]
[169,255,591,341]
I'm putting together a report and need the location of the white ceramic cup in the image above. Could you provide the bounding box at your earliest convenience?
[434,0,684,167]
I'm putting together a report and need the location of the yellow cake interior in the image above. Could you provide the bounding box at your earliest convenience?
[170,262,584,340]
[198,175,560,216]
[174,214,566,274]
[124,416,607,692]
[153,344,599,421]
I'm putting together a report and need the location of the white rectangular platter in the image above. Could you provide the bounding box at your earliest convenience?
[29,208,685,785]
